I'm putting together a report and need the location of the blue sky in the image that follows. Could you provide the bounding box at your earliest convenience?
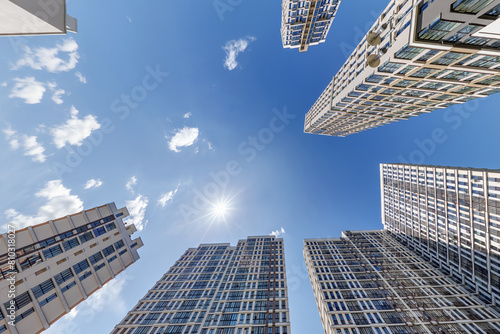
[2,0,500,333]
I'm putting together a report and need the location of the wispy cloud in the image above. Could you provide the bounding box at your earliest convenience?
[9,77,46,104]
[126,176,137,193]
[12,38,79,73]
[223,36,256,71]
[270,227,286,237]
[51,88,65,104]
[75,71,87,84]
[51,106,101,149]
[202,138,214,151]
[183,112,191,119]
[84,179,103,190]
[125,195,149,231]
[158,185,180,207]
[3,180,83,231]
[167,127,199,152]
[4,127,46,163]
[126,16,132,23]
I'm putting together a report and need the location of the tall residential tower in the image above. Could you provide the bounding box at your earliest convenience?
[381,163,500,308]
[305,0,500,136]
[281,0,342,52]
[0,203,143,334]
[112,236,290,334]
[305,230,500,334]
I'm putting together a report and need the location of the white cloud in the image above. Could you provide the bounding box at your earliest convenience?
[51,88,65,104]
[270,227,286,237]
[125,195,149,231]
[4,127,46,163]
[183,112,191,119]
[126,16,132,23]
[126,176,137,192]
[9,77,46,104]
[223,36,256,71]
[12,38,79,73]
[158,186,179,207]
[51,106,101,149]
[167,127,199,152]
[0,82,7,87]
[43,275,128,334]
[203,139,214,151]
[9,78,66,104]
[3,180,83,231]
[75,71,87,84]
[84,179,103,190]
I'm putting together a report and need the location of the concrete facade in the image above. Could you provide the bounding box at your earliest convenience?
[0,203,143,334]
[305,0,500,136]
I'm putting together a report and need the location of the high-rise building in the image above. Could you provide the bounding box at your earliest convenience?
[304,0,500,136]
[0,0,77,36]
[111,236,291,334]
[304,230,500,334]
[281,0,341,52]
[381,163,500,308]
[0,203,143,334]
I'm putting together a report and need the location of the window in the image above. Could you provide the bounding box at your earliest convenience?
[79,231,94,244]
[431,52,468,66]
[395,45,424,60]
[452,0,494,14]
[79,271,92,281]
[39,293,57,307]
[55,268,74,285]
[103,245,115,257]
[14,307,34,323]
[114,240,125,250]
[106,222,117,231]
[93,226,106,236]
[63,237,80,251]
[19,253,41,270]
[378,61,404,73]
[73,259,90,274]
[89,251,104,265]
[43,245,63,259]
[32,279,55,298]
[39,238,56,248]
[61,281,76,292]
[419,19,461,41]
[5,291,31,311]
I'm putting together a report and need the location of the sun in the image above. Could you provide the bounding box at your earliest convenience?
[213,201,229,217]
[211,199,231,219]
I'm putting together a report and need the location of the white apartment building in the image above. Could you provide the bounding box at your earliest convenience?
[281,0,342,52]
[381,163,500,309]
[305,0,500,136]
[0,0,77,36]
[0,203,143,334]
[111,236,290,334]
[304,230,500,334]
